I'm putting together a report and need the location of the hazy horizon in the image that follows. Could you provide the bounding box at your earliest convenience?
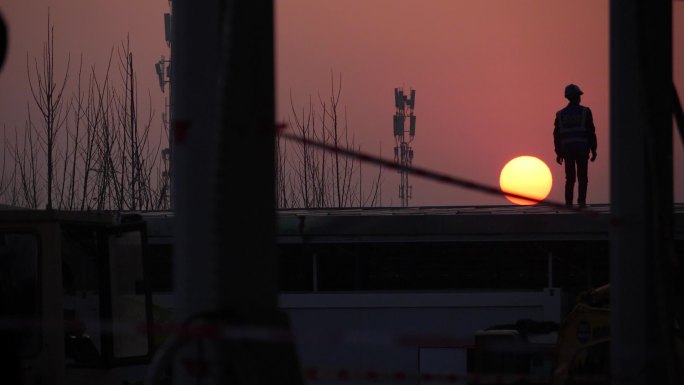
[1,1,683,207]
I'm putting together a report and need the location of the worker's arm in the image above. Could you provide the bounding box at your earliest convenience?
[553,113,563,164]
[586,107,597,161]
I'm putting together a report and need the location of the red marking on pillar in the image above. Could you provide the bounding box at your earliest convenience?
[337,369,349,380]
[304,368,318,380]
[182,358,209,377]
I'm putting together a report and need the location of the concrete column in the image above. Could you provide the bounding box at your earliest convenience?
[610,1,675,384]
[171,1,302,384]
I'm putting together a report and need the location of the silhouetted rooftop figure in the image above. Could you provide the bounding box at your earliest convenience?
[553,84,598,209]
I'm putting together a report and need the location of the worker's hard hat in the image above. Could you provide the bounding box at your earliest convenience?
[564,84,584,98]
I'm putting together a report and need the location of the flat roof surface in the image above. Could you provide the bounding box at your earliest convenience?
[277,204,612,216]
[0,209,125,226]
[139,204,684,242]
[277,204,684,242]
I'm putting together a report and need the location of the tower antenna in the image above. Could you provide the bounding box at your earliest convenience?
[393,87,416,207]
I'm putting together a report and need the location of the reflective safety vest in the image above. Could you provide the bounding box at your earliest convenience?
[556,107,589,148]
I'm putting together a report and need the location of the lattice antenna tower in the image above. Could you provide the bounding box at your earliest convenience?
[155,8,173,208]
[393,88,416,207]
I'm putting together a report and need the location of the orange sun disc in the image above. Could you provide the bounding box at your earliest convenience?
[499,156,553,205]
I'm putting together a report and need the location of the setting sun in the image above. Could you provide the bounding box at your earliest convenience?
[499,156,552,205]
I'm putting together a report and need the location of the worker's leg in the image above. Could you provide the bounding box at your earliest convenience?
[577,153,589,207]
[564,156,577,207]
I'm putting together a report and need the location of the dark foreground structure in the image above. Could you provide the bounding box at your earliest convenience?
[4,205,684,384]
[140,204,684,384]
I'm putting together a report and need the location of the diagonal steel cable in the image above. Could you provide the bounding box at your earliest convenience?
[279,130,596,213]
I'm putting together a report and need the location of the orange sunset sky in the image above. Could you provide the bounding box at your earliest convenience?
[1,1,683,206]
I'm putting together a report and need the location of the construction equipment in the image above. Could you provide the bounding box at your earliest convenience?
[550,285,610,385]
[468,319,559,384]
[468,286,609,385]
[470,284,684,385]
[0,209,154,385]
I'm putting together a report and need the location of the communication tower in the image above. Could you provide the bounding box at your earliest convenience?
[393,88,416,207]
[155,8,173,208]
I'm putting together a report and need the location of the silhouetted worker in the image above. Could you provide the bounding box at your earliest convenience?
[554,84,597,208]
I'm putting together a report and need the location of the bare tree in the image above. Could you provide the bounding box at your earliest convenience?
[110,39,158,210]
[1,12,169,212]
[84,38,160,211]
[0,125,18,205]
[278,72,383,209]
[276,132,293,208]
[62,56,85,210]
[77,59,111,210]
[26,9,70,210]
[12,111,42,208]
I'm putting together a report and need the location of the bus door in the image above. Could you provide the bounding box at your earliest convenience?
[62,221,153,384]
[1,221,60,385]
